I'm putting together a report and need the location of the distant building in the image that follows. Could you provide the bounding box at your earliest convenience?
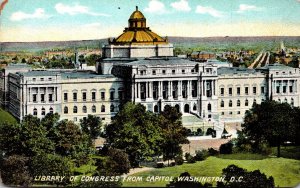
[191,51,216,61]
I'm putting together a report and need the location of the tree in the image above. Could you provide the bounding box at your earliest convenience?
[105,102,163,167]
[20,115,55,157]
[242,101,297,157]
[217,165,274,188]
[54,120,90,157]
[158,105,189,164]
[0,155,31,186]
[30,154,72,186]
[80,115,102,145]
[0,122,22,156]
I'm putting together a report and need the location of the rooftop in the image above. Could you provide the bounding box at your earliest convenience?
[124,57,197,67]
[218,67,259,75]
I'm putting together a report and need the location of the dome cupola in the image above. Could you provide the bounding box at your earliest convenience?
[128,6,146,28]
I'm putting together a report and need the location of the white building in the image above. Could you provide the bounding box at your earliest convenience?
[4,7,300,137]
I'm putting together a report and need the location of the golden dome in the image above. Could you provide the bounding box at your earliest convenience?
[110,6,168,45]
[130,7,145,19]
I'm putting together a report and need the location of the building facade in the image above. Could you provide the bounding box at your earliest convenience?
[4,7,300,137]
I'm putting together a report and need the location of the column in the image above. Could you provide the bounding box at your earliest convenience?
[170,81,173,99]
[158,81,162,98]
[213,80,216,96]
[37,87,40,102]
[203,80,206,96]
[45,87,48,102]
[178,81,182,97]
[168,81,171,98]
[136,83,139,98]
[149,82,153,98]
[145,82,148,99]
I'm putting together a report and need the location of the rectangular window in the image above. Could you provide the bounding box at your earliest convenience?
[172,70,176,74]
[276,86,280,93]
[152,70,156,75]
[162,70,166,74]
[101,92,105,100]
[237,87,240,95]
[261,87,265,94]
[228,88,232,96]
[92,92,96,101]
[41,94,45,102]
[182,70,185,74]
[110,91,114,100]
[253,87,256,94]
[82,92,86,101]
[49,94,53,102]
[73,93,77,101]
[64,93,68,101]
[220,88,224,96]
[33,94,37,102]
[289,86,293,93]
[245,87,249,95]
[283,86,287,93]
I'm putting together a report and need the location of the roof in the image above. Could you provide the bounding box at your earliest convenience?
[258,63,295,70]
[129,7,145,19]
[218,67,258,75]
[111,6,168,45]
[18,70,116,79]
[124,57,197,67]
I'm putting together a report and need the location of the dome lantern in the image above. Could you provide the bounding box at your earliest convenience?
[128,6,146,29]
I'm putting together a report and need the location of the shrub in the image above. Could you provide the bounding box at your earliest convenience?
[156,162,164,168]
[257,142,272,155]
[175,156,184,165]
[185,153,196,163]
[208,148,219,156]
[219,142,233,154]
[194,150,208,161]
[217,164,275,188]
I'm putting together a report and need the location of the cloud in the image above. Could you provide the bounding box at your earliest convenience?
[171,0,191,12]
[237,4,260,13]
[10,8,49,21]
[55,3,110,17]
[195,5,223,18]
[144,0,167,14]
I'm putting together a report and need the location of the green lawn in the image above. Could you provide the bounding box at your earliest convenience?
[122,155,300,187]
[271,146,300,160]
[0,108,17,124]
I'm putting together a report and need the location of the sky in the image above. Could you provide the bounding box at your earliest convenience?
[0,0,300,42]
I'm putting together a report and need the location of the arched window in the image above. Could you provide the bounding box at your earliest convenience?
[245,99,249,106]
[73,106,78,113]
[41,108,45,116]
[92,105,97,113]
[184,104,189,113]
[175,104,180,112]
[101,105,105,112]
[221,100,224,107]
[110,104,114,112]
[193,104,197,111]
[291,98,294,106]
[207,103,211,112]
[154,105,159,113]
[33,108,37,116]
[49,107,53,114]
[229,100,232,107]
[284,98,288,103]
[237,100,241,107]
[64,106,68,114]
[253,99,257,105]
[82,106,87,113]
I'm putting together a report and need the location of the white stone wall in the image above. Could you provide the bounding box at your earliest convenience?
[60,77,123,124]
[217,74,267,122]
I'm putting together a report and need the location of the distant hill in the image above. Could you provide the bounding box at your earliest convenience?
[1,36,299,52]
